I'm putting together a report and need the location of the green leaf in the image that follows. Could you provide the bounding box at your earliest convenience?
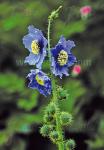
[60,79,86,113]
[17,91,39,111]
[0,73,24,93]
[54,20,86,39]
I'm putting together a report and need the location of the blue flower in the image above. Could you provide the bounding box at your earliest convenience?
[27,69,52,96]
[23,25,47,69]
[51,36,77,78]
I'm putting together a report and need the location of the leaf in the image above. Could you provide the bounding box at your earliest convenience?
[17,91,39,111]
[54,20,86,39]
[0,111,43,145]
[0,73,25,93]
[59,79,86,113]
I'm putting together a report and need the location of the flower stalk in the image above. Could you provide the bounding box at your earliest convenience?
[47,6,64,150]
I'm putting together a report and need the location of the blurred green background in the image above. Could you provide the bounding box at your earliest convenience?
[0,0,104,150]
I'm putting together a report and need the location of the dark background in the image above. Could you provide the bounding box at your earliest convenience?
[0,0,104,150]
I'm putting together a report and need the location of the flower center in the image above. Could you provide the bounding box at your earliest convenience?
[35,75,44,86]
[31,40,40,54]
[57,50,68,66]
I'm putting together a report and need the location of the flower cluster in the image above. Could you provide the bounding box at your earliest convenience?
[23,25,76,96]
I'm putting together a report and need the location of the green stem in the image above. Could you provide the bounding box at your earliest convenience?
[47,6,64,150]
[47,19,51,60]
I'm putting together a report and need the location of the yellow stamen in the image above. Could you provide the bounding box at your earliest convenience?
[35,75,44,86]
[57,50,68,66]
[31,40,40,54]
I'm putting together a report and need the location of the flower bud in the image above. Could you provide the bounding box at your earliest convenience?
[65,139,76,150]
[43,114,54,123]
[72,65,81,77]
[60,112,73,126]
[46,102,56,115]
[58,87,69,101]
[49,131,59,143]
[80,6,92,19]
[40,125,54,137]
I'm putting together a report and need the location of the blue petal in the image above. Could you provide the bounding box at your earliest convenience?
[68,54,77,67]
[28,25,43,37]
[24,53,40,65]
[58,36,75,53]
[58,36,66,47]
[66,40,75,52]
[51,44,63,58]
[36,48,46,69]
[23,35,33,52]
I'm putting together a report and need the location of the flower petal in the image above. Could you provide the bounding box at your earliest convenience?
[24,53,40,65]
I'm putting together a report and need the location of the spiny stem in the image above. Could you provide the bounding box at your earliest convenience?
[47,6,64,150]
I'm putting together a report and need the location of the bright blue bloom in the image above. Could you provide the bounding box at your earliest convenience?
[27,69,52,96]
[23,25,47,69]
[51,36,76,78]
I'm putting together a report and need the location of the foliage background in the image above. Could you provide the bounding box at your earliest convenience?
[0,0,104,150]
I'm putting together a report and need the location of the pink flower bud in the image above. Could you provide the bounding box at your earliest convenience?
[80,6,92,17]
[72,65,81,76]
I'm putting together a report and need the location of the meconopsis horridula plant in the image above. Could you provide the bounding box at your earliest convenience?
[22,6,76,150]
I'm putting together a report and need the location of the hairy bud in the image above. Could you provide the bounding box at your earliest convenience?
[60,112,73,126]
[46,102,56,115]
[40,125,54,137]
[49,131,59,143]
[65,139,76,150]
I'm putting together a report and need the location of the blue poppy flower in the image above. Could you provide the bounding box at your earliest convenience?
[27,69,52,96]
[51,36,76,78]
[23,25,47,69]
